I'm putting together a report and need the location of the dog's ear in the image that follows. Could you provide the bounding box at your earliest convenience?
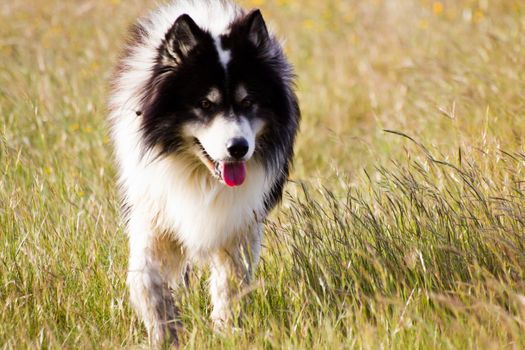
[244,9,269,47]
[163,14,204,64]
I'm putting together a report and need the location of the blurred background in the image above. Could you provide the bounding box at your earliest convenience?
[2,0,523,183]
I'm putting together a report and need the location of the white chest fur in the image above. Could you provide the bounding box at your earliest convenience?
[122,150,270,256]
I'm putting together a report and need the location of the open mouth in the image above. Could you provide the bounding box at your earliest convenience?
[194,139,246,187]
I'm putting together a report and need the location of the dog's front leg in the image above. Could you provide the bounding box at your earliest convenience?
[126,217,185,348]
[209,224,263,329]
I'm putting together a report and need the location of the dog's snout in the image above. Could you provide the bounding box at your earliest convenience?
[227,138,249,160]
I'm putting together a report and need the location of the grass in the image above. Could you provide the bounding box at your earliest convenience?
[1,0,524,348]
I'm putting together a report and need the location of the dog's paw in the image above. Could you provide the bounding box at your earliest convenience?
[150,322,180,349]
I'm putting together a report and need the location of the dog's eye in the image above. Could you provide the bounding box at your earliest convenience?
[241,97,254,109]
[199,99,213,110]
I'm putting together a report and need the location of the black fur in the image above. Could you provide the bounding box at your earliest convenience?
[137,9,300,211]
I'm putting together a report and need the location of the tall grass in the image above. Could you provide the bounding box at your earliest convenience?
[1,0,524,348]
[259,141,525,348]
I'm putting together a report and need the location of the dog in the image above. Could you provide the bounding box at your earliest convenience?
[108,0,299,346]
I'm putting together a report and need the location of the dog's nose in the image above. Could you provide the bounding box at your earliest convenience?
[227,138,249,160]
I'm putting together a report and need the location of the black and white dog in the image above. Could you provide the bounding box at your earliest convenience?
[108,0,299,346]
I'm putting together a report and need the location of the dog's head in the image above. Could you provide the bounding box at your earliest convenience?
[139,10,298,187]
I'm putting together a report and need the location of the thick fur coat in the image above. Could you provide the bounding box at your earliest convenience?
[108,0,299,346]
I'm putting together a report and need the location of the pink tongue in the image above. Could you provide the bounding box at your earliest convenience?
[220,162,246,187]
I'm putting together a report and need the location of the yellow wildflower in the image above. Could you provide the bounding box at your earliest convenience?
[302,19,315,30]
[418,19,429,30]
[433,2,444,16]
[474,10,484,23]
[249,0,265,7]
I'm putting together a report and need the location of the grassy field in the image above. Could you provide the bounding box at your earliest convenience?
[1,0,525,348]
